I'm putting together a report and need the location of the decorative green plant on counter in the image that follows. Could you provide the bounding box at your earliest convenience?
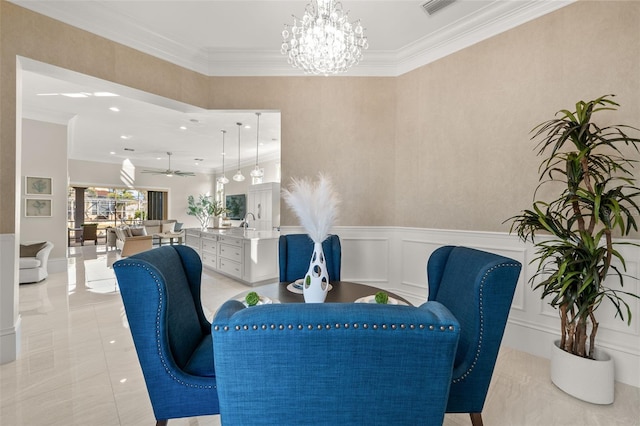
[508,94,640,359]
[187,194,227,231]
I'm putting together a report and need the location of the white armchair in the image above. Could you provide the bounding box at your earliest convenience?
[19,241,54,284]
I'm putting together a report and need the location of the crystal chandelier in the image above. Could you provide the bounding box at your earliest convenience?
[217,130,229,184]
[250,112,264,182]
[281,0,368,75]
[233,122,245,182]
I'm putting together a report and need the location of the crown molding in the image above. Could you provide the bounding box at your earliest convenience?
[395,0,575,76]
[12,0,574,77]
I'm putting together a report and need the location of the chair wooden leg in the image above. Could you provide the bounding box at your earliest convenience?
[156,420,168,426]
[470,412,483,426]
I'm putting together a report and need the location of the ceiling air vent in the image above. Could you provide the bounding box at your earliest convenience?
[421,0,456,16]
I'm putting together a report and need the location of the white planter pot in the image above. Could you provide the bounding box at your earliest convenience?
[550,340,614,404]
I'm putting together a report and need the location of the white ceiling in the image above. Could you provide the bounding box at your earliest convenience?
[21,61,282,175]
[13,0,572,175]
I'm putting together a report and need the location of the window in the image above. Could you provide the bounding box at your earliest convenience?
[68,186,150,229]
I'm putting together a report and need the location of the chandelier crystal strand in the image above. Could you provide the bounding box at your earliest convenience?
[217,130,229,184]
[250,112,264,179]
[233,122,245,182]
[281,0,368,75]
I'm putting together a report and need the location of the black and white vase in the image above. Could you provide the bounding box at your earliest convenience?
[303,242,329,303]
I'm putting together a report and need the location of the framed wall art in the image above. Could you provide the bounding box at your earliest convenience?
[25,198,52,217]
[25,176,52,195]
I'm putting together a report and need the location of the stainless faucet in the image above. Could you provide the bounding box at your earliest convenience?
[242,212,256,228]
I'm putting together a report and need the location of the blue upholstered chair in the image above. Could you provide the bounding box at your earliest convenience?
[427,246,521,426]
[113,246,219,426]
[278,234,342,282]
[212,301,460,425]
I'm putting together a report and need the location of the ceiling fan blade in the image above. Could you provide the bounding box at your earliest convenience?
[140,153,195,176]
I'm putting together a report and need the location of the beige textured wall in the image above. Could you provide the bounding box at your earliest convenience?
[396,0,640,232]
[2,0,639,234]
[207,76,396,226]
[0,2,210,233]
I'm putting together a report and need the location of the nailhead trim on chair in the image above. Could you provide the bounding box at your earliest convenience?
[213,323,457,333]
[114,262,215,390]
[452,262,520,384]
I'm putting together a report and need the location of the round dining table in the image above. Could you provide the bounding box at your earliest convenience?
[232,281,412,306]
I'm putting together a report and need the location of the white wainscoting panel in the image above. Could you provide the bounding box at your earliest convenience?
[0,233,21,364]
[340,236,390,284]
[280,226,640,387]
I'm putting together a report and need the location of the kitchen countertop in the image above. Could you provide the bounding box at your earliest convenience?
[187,227,280,240]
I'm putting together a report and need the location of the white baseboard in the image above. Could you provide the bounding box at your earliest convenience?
[0,317,21,364]
[0,233,20,364]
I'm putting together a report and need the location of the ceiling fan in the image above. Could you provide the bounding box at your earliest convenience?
[141,152,195,177]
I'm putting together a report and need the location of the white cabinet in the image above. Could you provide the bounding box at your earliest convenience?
[247,182,280,231]
[185,229,201,251]
[218,235,243,279]
[185,229,279,286]
[242,238,279,283]
[201,234,218,270]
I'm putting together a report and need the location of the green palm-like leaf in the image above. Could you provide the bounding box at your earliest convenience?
[507,94,640,358]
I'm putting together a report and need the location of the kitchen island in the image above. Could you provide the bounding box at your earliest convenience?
[185,228,279,286]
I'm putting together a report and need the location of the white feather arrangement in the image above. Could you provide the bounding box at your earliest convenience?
[282,174,340,244]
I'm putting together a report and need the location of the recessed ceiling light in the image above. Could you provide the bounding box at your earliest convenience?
[109,107,120,112]
[120,135,132,140]
[179,126,187,130]
[244,125,251,129]
[93,92,119,97]
[109,151,116,155]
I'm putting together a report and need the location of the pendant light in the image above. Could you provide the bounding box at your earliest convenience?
[250,112,264,181]
[233,122,245,182]
[216,130,229,184]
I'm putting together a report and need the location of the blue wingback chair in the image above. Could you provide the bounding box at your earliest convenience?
[427,246,521,426]
[113,246,219,426]
[278,234,342,282]
[212,301,460,425]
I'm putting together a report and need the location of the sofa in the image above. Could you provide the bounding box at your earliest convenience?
[19,241,54,284]
[114,225,153,257]
[141,219,184,245]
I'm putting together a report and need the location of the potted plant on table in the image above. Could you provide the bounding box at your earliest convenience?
[187,194,227,231]
[508,94,640,404]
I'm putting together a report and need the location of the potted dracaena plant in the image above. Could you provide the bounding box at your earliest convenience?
[187,194,227,231]
[508,94,640,404]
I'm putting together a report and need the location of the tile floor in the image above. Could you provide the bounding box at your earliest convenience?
[1,245,638,425]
